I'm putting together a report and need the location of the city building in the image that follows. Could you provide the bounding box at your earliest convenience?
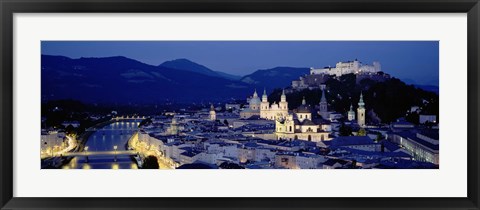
[388,130,439,164]
[275,152,326,169]
[327,136,381,152]
[225,103,241,112]
[41,130,66,154]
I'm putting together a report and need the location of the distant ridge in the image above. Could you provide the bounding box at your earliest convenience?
[41,55,250,103]
[159,58,241,80]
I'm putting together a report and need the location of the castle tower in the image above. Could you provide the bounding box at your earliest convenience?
[209,104,216,121]
[348,104,355,121]
[279,89,288,110]
[357,92,366,127]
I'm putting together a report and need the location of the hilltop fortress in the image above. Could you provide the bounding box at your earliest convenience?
[310,59,381,76]
[292,59,390,90]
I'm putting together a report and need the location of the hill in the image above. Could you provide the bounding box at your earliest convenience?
[268,73,439,124]
[240,67,310,90]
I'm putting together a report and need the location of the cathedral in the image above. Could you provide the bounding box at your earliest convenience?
[275,97,331,142]
[240,89,289,120]
[240,89,261,119]
[260,89,289,120]
[240,87,366,141]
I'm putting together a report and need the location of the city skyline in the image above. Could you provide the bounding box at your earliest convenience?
[42,41,439,86]
[41,41,439,170]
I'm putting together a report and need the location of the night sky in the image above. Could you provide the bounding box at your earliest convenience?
[42,41,439,86]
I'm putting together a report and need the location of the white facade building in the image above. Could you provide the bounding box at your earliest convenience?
[260,89,289,120]
[310,60,381,77]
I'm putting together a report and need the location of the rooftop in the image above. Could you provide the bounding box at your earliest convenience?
[328,136,377,147]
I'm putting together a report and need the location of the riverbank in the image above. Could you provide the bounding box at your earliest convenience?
[127,132,173,169]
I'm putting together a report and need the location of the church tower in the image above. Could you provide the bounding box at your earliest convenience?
[348,104,355,121]
[279,89,288,110]
[260,88,270,119]
[169,117,178,135]
[357,92,366,127]
[209,104,216,121]
[319,89,329,119]
[261,88,269,110]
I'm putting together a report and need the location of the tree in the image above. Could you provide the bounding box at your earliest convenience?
[357,128,367,136]
[65,125,75,135]
[223,119,229,126]
[138,118,152,127]
[405,112,419,124]
[339,123,353,136]
[142,155,159,169]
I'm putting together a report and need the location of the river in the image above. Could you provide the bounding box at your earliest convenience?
[63,120,140,169]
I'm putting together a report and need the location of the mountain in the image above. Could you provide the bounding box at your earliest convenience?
[159,58,240,80]
[240,67,310,90]
[41,55,250,103]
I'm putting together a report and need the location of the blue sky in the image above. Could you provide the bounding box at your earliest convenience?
[42,41,439,86]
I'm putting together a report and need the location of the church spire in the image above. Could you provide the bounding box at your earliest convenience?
[280,89,286,102]
[320,89,327,103]
[253,89,258,98]
[262,88,268,102]
[357,92,366,127]
[302,96,306,105]
[358,92,365,108]
[210,104,215,111]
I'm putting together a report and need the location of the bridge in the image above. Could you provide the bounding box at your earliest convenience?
[113,116,146,120]
[63,150,138,157]
[86,127,139,132]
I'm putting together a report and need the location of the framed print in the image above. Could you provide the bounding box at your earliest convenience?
[1,0,479,209]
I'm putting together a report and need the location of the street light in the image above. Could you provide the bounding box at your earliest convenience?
[84,146,89,163]
[113,145,118,162]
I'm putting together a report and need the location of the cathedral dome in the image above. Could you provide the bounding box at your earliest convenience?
[296,104,312,113]
[249,97,261,105]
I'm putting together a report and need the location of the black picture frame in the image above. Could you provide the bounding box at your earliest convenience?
[1,0,479,209]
